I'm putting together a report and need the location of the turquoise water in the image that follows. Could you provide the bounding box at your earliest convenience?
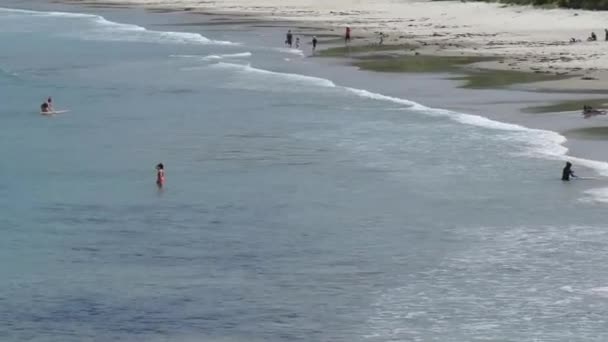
[2,5,608,341]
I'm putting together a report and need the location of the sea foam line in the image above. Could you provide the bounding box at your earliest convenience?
[170,52,252,61]
[0,7,239,46]
[205,62,608,198]
[208,62,337,87]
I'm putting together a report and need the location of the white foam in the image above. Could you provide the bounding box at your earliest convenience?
[345,88,420,107]
[206,62,570,163]
[581,187,608,204]
[344,85,604,168]
[208,62,337,88]
[274,47,305,56]
[345,83,608,205]
[587,287,608,297]
[0,7,238,46]
[88,17,238,45]
[0,7,93,18]
[207,62,576,168]
[170,52,252,61]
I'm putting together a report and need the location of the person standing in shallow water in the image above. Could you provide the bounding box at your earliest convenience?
[562,161,576,181]
[312,36,318,54]
[285,30,293,48]
[345,26,351,45]
[156,163,165,188]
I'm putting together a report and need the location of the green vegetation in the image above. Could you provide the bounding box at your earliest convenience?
[433,0,608,10]
[317,44,416,57]
[524,98,608,113]
[451,69,567,89]
[353,55,492,73]
[351,54,563,88]
[563,127,608,140]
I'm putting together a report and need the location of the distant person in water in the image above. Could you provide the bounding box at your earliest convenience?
[156,163,165,188]
[295,37,300,49]
[40,97,52,113]
[588,32,597,41]
[605,28,608,41]
[312,36,318,53]
[345,26,351,44]
[562,162,576,181]
[582,105,607,118]
[285,30,293,48]
[41,101,50,113]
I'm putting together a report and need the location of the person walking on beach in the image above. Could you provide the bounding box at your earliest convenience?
[561,162,577,181]
[295,37,300,49]
[604,28,607,41]
[345,26,351,45]
[285,30,293,48]
[312,36,318,54]
[156,163,165,188]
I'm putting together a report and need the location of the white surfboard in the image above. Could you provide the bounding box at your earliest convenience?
[40,110,69,115]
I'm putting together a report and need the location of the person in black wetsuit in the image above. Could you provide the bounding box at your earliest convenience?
[285,30,293,48]
[562,161,576,181]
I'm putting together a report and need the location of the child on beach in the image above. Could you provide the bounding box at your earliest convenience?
[295,37,300,49]
[156,163,165,188]
[312,36,318,53]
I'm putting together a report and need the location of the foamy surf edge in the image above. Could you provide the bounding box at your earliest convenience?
[208,62,337,87]
[0,7,239,46]
[274,47,305,56]
[171,52,252,61]
[205,61,608,203]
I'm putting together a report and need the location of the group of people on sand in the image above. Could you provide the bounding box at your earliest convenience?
[285,30,317,52]
[284,26,352,54]
[570,28,608,43]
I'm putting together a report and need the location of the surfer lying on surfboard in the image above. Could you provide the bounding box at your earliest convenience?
[40,97,52,114]
[40,97,68,115]
[582,105,607,119]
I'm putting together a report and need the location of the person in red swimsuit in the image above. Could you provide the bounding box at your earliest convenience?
[156,163,165,188]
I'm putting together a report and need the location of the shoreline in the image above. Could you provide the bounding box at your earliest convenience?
[59,0,608,90]
[25,0,608,184]
[60,0,608,80]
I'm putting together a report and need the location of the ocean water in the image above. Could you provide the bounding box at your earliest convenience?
[2,5,608,342]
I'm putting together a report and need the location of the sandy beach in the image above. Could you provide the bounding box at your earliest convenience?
[63,0,608,79]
